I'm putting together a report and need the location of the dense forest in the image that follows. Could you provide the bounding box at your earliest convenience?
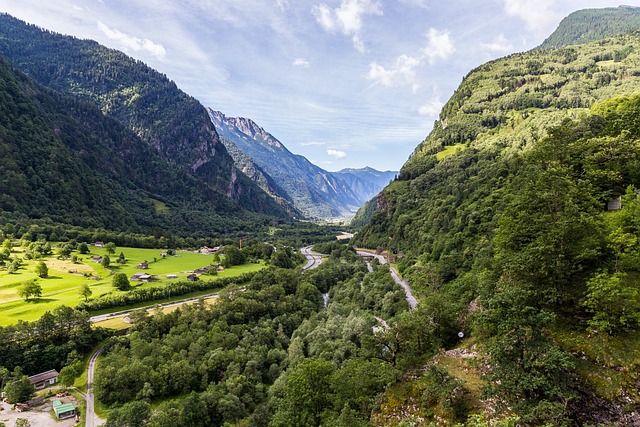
[539,6,640,49]
[354,28,640,425]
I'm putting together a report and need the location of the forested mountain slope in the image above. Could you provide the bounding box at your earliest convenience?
[0,14,287,219]
[540,6,640,49]
[0,54,280,235]
[209,109,362,218]
[354,30,640,424]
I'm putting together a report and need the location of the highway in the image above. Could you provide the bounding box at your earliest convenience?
[300,246,323,270]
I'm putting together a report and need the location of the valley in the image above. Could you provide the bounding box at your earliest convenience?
[2,4,640,427]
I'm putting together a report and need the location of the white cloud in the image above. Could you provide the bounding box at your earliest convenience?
[312,0,383,52]
[397,0,429,8]
[423,28,455,64]
[293,57,310,67]
[367,54,420,91]
[97,21,166,60]
[503,0,561,36]
[301,141,325,146]
[481,34,513,52]
[418,97,443,117]
[327,149,347,159]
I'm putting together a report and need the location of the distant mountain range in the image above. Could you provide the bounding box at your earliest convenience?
[208,110,397,219]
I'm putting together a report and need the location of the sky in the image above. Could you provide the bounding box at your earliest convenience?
[2,1,640,171]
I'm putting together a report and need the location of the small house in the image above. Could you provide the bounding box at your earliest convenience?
[91,255,103,263]
[187,273,198,281]
[28,369,58,390]
[52,399,76,420]
[167,274,178,279]
[131,273,155,282]
[93,241,104,247]
[136,261,149,270]
[608,196,622,211]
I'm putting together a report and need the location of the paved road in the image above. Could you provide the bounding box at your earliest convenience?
[301,246,323,270]
[89,292,220,323]
[357,250,418,309]
[86,347,104,427]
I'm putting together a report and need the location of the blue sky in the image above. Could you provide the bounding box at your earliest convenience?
[2,0,640,171]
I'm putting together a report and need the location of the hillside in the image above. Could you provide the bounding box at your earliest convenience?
[354,30,640,424]
[0,14,288,220]
[540,6,640,49]
[0,53,285,236]
[209,109,363,218]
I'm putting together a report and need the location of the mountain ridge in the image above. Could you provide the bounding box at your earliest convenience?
[0,13,288,220]
[209,109,394,219]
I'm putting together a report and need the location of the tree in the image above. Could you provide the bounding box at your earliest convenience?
[35,261,48,278]
[5,375,36,403]
[223,245,246,266]
[58,361,83,387]
[117,251,126,264]
[583,271,640,334]
[112,272,130,291]
[105,401,151,427]
[57,244,72,259]
[78,242,89,254]
[18,280,42,301]
[105,242,117,255]
[101,255,111,269]
[80,283,93,301]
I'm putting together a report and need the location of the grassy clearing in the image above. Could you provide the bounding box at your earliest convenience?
[436,143,465,160]
[553,325,640,403]
[0,245,263,325]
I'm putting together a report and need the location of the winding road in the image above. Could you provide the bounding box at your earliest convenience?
[357,250,418,309]
[86,347,104,427]
[301,246,323,270]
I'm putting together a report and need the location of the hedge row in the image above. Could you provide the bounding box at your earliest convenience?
[77,273,257,312]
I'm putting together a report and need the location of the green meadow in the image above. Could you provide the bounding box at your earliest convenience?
[0,245,264,326]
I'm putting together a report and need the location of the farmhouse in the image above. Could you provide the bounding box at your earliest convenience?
[136,261,149,269]
[93,241,104,247]
[131,273,156,282]
[187,273,198,281]
[52,399,77,420]
[608,196,622,211]
[28,369,58,389]
[167,274,178,279]
[91,255,103,263]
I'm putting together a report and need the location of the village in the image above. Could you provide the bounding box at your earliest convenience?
[0,369,80,426]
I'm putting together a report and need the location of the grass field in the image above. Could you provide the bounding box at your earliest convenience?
[436,143,465,160]
[0,245,263,326]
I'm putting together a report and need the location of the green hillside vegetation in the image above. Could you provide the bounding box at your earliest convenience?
[0,14,289,226]
[354,32,640,424]
[540,6,640,49]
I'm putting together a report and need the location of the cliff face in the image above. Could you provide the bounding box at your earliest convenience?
[209,109,363,219]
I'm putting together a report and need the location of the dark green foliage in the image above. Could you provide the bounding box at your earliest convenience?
[421,365,470,422]
[540,7,640,49]
[34,261,48,278]
[0,14,291,237]
[4,375,35,404]
[112,272,130,291]
[17,279,42,301]
[0,306,102,375]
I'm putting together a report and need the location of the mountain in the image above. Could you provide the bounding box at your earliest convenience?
[0,14,288,222]
[208,109,363,219]
[332,167,397,203]
[354,27,640,424]
[540,6,640,49]
[0,53,275,235]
